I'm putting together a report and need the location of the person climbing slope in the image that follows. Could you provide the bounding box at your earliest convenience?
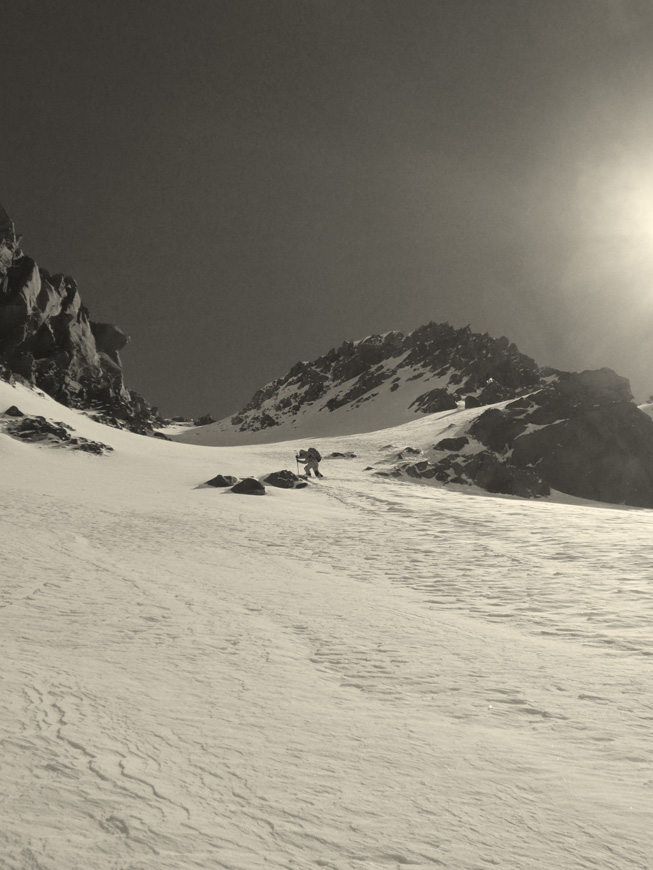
[296,447,324,478]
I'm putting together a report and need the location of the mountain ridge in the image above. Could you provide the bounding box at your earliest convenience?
[175,322,555,446]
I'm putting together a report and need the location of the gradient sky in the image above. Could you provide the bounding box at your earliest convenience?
[3,0,653,416]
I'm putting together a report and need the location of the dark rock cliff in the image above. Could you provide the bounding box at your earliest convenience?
[0,202,159,433]
[396,368,653,508]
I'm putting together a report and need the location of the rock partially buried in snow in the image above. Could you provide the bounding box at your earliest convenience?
[206,474,239,488]
[263,470,308,489]
[231,478,266,495]
[409,387,457,414]
[4,405,24,416]
[3,414,113,455]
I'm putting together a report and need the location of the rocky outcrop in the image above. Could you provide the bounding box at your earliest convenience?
[1,409,113,455]
[0,202,160,433]
[231,478,266,495]
[395,368,653,508]
[221,322,545,435]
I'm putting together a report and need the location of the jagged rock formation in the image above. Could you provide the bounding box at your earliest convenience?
[232,324,543,431]
[205,474,239,488]
[182,323,547,445]
[393,368,653,508]
[0,202,159,433]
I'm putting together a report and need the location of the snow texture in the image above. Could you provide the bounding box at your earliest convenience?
[1,380,652,869]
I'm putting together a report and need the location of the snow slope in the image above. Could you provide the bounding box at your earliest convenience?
[173,357,460,446]
[1,379,652,870]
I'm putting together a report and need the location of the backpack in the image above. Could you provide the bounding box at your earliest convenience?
[307,447,322,462]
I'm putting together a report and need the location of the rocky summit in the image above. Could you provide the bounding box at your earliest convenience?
[179,322,550,446]
[0,202,159,433]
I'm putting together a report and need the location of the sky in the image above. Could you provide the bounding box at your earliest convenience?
[3,0,653,416]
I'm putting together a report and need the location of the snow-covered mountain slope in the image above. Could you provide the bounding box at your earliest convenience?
[175,323,545,446]
[2,379,652,870]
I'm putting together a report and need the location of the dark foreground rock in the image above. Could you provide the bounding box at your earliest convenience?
[231,478,266,495]
[395,369,653,508]
[2,413,113,455]
[206,474,239,488]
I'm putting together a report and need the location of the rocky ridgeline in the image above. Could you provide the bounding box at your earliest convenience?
[229,323,545,433]
[0,203,160,433]
[383,368,653,508]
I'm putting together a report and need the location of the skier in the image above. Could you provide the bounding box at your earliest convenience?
[296,447,324,478]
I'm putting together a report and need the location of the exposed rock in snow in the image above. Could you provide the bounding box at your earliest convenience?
[398,368,653,507]
[177,322,547,446]
[205,474,239,487]
[263,470,307,489]
[1,411,113,454]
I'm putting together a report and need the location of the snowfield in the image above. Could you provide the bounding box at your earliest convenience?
[1,380,652,870]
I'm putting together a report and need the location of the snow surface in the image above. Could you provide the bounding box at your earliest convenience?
[1,379,652,869]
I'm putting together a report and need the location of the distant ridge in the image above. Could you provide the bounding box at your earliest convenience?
[175,322,552,446]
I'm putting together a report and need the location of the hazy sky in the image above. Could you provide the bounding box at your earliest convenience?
[3,0,653,416]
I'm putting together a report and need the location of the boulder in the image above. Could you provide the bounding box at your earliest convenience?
[231,478,266,495]
[264,470,308,489]
[462,451,549,498]
[206,474,238,488]
[4,405,23,417]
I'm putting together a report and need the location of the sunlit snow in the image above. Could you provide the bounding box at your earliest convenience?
[1,380,651,869]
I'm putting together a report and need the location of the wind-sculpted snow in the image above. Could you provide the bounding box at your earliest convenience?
[1,380,652,869]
